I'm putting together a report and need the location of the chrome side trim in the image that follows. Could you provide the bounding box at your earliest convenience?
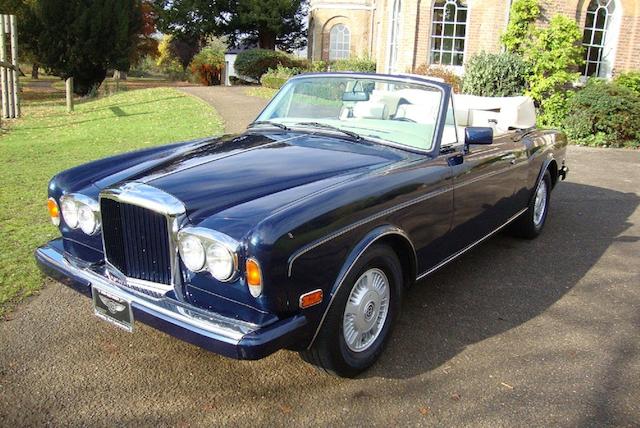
[36,244,258,343]
[306,229,416,348]
[415,207,528,281]
[307,207,528,349]
[99,182,187,298]
[287,186,452,277]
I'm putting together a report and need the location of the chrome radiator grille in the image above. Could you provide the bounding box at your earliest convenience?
[100,198,172,285]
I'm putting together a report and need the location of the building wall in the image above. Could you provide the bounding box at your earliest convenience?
[307,0,640,75]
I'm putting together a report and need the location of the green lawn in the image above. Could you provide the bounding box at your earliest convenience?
[245,86,277,99]
[0,87,223,315]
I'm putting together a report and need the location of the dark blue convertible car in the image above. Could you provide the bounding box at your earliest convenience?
[36,73,568,377]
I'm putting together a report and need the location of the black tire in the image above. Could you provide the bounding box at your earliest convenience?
[299,244,403,377]
[510,170,552,239]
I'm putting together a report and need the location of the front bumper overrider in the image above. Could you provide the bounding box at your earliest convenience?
[35,239,307,360]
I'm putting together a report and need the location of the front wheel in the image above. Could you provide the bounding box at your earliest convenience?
[299,244,403,377]
[510,170,551,239]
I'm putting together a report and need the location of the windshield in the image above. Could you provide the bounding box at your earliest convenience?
[255,76,444,151]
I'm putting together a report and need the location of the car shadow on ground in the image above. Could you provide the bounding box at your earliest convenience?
[363,181,639,380]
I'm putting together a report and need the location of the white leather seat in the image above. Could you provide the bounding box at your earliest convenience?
[352,101,388,120]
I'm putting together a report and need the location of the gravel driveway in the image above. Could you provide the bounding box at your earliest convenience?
[0,88,638,426]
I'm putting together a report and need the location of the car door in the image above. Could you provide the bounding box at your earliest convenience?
[446,133,527,253]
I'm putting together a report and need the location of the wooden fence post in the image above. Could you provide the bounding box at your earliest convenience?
[9,15,19,118]
[0,15,8,119]
[66,77,74,112]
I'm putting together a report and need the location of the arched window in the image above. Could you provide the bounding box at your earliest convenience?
[388,0,402,73]
[329,24,351,60]
[430,0,468,67]
[582,0,620,78]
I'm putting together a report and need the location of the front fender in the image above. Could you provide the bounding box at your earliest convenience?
[296,224,416,349]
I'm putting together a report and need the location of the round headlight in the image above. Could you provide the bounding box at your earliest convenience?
[206,243,235,281]
[179,235,206,272]
[61,198,79,229]
[78,204,98,235]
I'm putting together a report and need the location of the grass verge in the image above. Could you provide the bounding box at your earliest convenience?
[0,87,223,316]
[245,86,277,100]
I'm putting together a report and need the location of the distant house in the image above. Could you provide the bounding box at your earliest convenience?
[307,0,640,78]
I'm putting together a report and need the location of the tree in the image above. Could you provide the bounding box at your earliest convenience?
[37,0,142,95]
[154,0,307,52]
[501,0,540,55]
[0,0,42,78]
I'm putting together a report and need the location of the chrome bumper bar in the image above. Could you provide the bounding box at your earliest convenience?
[35,240,307,359]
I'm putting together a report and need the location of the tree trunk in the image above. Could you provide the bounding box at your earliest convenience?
[31,63,39,79]
[258,30,277,50]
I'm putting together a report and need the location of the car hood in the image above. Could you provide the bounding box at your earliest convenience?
[120,132,407,224]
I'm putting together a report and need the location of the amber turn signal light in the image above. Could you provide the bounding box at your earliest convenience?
[299,289,323,309]
[47,197,60,226]
[246,258,262,298]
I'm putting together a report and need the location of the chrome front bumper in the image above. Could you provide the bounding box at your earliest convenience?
[35,239,307,359]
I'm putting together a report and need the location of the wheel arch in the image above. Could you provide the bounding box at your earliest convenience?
[306,224,416,349]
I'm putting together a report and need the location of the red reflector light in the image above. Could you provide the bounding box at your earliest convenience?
[299,289,323,309]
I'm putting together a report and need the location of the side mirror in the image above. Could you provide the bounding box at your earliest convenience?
[465,127,493,146]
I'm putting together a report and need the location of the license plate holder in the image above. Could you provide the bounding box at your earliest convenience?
[92,285,134,332]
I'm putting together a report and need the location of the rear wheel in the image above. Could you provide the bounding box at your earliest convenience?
[300,244,403,377]
[511,170,551,239]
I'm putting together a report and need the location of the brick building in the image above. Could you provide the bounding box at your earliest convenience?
[307,0,640,78]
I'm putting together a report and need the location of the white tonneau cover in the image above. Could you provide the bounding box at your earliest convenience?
[452,94,536,134]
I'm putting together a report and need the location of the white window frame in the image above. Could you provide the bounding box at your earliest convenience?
[429,0,468,68]
[387,0,402,73]
[581,0,622,79]
[329,24,351,60]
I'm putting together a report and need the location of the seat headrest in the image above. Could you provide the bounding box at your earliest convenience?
[352,101,388,120]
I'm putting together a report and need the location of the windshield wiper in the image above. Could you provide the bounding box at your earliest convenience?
[248,120,290,131]
[293,122,362,141]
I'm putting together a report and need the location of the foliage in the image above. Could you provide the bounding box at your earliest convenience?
[562,80,640,148]
[501,0,540,55]
[523,15,584,104]
[131,0,159,65]
[462,52,528,97]
[330,56,376,72]
[413,64,462,93]
[306,60,328,72]
[614,71,640,96]
[234,48,303,80]
[260,65,299,89]
[155,0,308,52]
[156,34,187,80]
[0,0,42,75]
[189,46,225,85]
[0,88,223,315]
[37,0,142,95]
[538,91,574,128]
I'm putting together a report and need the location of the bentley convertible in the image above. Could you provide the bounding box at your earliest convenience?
[36,73,568,377]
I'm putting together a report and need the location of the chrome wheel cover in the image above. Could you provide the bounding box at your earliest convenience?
[533,179,548,227]
[342,268,390,353]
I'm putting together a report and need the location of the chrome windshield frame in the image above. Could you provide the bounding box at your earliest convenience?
[253,72,452,157]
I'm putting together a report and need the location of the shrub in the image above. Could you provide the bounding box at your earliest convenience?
[330,56,376,72]
[538,91,574,128]
[307,60,328,72]
[156,35,188,80]
[524,15,584,104]
[413,64,462,93]
[614,71,640,96]
[260,65,300,89]
[234,49,302,81]
[230,76,253,85]
[189,47,225,85]
[502,0,540,55]
[462,52,528,97]
[563,80,640,148]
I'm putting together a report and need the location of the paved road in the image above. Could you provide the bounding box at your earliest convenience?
[1,90,638,426]
[179,86,269,134]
